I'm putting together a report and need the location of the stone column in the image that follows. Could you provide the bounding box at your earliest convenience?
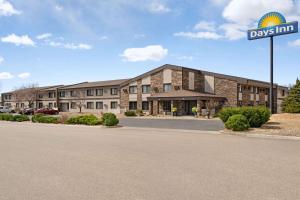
[197,99,203,117]
[153,100,158,116]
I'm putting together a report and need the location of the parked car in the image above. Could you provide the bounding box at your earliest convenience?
[20,108,35,115]
[35,108,59,115]
[0,106,13,113]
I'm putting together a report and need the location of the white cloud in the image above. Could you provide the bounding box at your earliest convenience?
[219,23,248,40]
[0,56,4,64]
[223,0,294,25]
[48,41,92,50]
[0,0,21,16]
[288,39,300,47]
[37,33,52,40]
[18,72,30,79]
[194,21,216,32]
[99,36,108,40]
[148,2,170,13]
[1,34,35,46]
[121,45,168,62]
[174,31,223,40]
[55,5,63,11]
[0,72,13,80]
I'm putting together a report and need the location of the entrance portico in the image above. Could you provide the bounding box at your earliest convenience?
[148,90,226,116]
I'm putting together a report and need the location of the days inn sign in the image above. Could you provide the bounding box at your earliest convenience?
[248,12,298,114]
[248,12,298,40]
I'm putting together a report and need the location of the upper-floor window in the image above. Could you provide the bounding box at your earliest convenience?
[48,92,55,98]
[59,91,65,98]
[70,91,76,97]
[111,88,118,95]
[282,90,285,96]
[5,95,12,100]
[96,89,103,96]
[129,86,137,94]
[39,94,43,98]
[142,85,151,94]
[238,85,242,93]
[163,84,172,92]
[87,89,94,96]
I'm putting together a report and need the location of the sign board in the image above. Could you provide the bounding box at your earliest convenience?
[247,12,298,40]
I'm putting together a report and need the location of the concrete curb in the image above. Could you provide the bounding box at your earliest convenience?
[219,130,300,141]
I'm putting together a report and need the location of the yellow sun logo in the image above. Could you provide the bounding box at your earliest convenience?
[258,12,286,29]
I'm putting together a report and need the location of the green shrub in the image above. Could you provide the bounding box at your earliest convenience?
[66,115,101,126]
[0,114,14,121]
[218,106,270,128]
[0,114,29,122]
[32,114,59,124]
[13,115,30,122]
[218,107,240,123]
[225,114,250,131]
[102,113,119,127]
[125,111,137,117]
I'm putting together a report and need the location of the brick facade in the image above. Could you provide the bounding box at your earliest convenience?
[215,77,238,107]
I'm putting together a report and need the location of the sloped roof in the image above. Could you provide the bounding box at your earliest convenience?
[59,79,130,89]
[148,90,226,100]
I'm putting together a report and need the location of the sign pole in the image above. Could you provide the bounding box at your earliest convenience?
[270,36,274,114]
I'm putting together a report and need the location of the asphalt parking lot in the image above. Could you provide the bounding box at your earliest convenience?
[0,122,300,200]
[119,118,224,131]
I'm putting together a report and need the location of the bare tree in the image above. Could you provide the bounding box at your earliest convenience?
[13,84,39,108]
[73,90,86,113]
[205,99,220,119]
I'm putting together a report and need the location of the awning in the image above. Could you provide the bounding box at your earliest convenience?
[147,90,226,101]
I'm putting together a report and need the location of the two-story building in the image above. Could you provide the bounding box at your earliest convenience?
[1,64,289,114]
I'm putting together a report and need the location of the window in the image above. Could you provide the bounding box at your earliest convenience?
[96,89,103,96]
[48,92,54,98]
[129,86,137,94]
[250,87,254,93]
[142,85,151,94]
[96,102,103,109]
[59,91,65,97]
[255,87,259,94]
[238,85,242,92]
[71,102,76,109]
[129,101,137,110]
[49,103,53,108]
[282,90,285,96]
[86,102,94,109]
[142,101,149,110]
[163,84,172,92]
[111,101,118,109]
[39,94,43,98]
[111,88,118,95]
[16,103,19,108]
[38,102,43,109]
[21,103,24,108]
[54,103,57,108]
[5,95,11,100]
[87,89,94,96]
[70,91,76,97]
[162,101,171,111]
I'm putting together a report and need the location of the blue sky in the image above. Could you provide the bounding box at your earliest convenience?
[0,0,300,92]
